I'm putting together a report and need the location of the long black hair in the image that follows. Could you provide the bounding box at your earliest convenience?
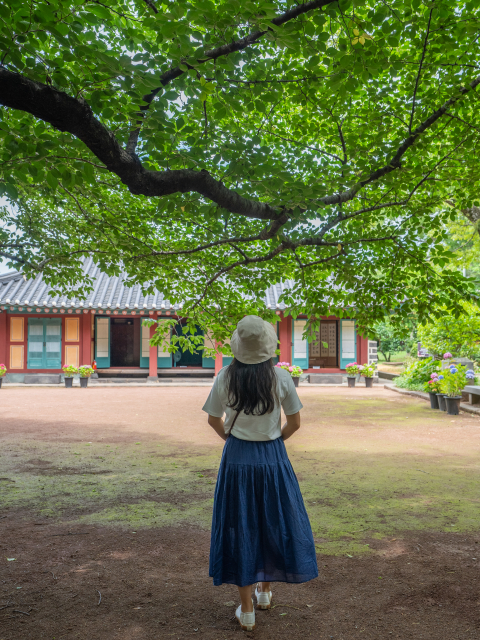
[225,358,278,416]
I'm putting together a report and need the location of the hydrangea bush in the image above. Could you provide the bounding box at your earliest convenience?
[275,362,303,378]
[424,371,442,394]
[439,363,469,397]
[62,364,78,377]
[345,362,360,376]
[78,365,94,378]
[360,363,376,378]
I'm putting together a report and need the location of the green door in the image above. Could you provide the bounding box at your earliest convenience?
[28,318,62,369]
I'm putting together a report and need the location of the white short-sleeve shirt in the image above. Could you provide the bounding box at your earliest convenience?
[202,365,303,441]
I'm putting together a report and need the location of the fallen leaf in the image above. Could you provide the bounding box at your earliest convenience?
[280,612,287,616]
[7,558,15,561]
[306,604,314,608]
[224,601,235,607]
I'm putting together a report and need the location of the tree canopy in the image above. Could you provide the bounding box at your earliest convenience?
[0,0,479,342]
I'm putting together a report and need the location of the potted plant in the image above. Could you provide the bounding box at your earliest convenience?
[435,374,447,411]
[345,362,360,387]
[62,364,78,388]
[360,363,375,387]
[275,362,303,387]
[0,363,6,388]
[424,372,442,409]
[78,365,94,388]
[439,364,468,415]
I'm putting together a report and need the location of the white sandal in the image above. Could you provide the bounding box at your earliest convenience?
[235,601,255,631]
[255,583,272,610]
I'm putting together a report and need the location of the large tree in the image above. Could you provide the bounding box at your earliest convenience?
[0,0,479,344]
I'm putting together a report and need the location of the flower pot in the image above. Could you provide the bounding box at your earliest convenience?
[428,392,439,409]
[0,377,3,388]
[79,377,89,388]
[293,377,299,387]
[65,377,73,388]
[436,393,446,412]
[347,377,356,388]
[445,396,462,416]
[365,377,373,388]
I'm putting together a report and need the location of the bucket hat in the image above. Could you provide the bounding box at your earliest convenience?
[230,315,278,364]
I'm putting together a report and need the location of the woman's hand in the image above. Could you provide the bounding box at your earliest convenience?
[281,411,301,440]
[208,415,227,441]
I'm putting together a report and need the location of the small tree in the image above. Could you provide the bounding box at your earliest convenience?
[417,303,480,361]
[374,320,406,362]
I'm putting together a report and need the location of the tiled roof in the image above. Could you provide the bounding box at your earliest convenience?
[0,258,290,311]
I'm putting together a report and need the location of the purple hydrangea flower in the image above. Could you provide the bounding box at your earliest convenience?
[449,367,458,374]
[443,352,453,359]
[438,375,444,380]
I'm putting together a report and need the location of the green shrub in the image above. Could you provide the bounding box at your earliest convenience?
[417,302,480,359]
[395,357,441,391]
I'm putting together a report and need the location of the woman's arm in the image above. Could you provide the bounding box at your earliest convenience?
[208,415,227,441]
[281,411,301,440]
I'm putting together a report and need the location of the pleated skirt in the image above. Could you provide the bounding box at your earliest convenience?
[209,435,318,587]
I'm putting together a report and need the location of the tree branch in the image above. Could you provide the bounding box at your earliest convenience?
[126,0,334,153]
[408,8,433,134]
[317,72,480,207]
[1,63,478,223]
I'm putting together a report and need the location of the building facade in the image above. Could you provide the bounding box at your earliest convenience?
[0,259,377,382]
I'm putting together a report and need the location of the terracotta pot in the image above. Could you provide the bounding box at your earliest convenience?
[293,377,299,387]
[80,377,89,388]
[428,392,439,409]
[365,377,373,388]
[347,377,356,388]
[65,377,73,388]
[436,393,446,411]
[445,396,462,415]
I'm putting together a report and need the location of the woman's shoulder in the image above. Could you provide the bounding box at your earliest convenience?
[274,366,293,383]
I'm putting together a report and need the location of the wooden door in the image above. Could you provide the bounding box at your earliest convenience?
[309,320,338,367]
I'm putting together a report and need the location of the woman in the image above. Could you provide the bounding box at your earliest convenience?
[202,315,318,631]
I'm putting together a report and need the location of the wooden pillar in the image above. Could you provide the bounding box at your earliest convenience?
[148,311,158,380]
[81,312,92,366]
[358,333,368,365]
[0,312,6,368]
[214,341,223,376]
[279,314,292,364]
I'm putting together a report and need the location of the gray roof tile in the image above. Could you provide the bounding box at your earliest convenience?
[0,263,289,310]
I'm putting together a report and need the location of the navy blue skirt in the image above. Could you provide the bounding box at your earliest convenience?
[209,435,318,587]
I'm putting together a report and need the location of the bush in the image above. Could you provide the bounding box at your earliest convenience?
[395,357,441,391]
[417,302,480,360]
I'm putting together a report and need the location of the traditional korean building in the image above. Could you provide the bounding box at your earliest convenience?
[0,258,377,382]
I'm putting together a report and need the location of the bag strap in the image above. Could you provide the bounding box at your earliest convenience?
[226,409,241,438]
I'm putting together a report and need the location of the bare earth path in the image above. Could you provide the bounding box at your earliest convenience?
[1,386,479,640]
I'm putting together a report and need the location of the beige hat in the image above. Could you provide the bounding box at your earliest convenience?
[230,315,278,364]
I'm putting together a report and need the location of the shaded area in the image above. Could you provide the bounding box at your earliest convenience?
[0,523,479,639]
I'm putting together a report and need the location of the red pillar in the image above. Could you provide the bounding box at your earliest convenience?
[81,312,92,366]
[148,312,158,379]
[214,341,223,376]
[279,314,292,364]
[0,312,6,367]
[358,333,368,365]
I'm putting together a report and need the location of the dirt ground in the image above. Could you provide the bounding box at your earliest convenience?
[1,386,480,640]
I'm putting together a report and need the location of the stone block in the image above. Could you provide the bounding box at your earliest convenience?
[24,374,62,384]
[308,374,343,384]
[442,358,474,370]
